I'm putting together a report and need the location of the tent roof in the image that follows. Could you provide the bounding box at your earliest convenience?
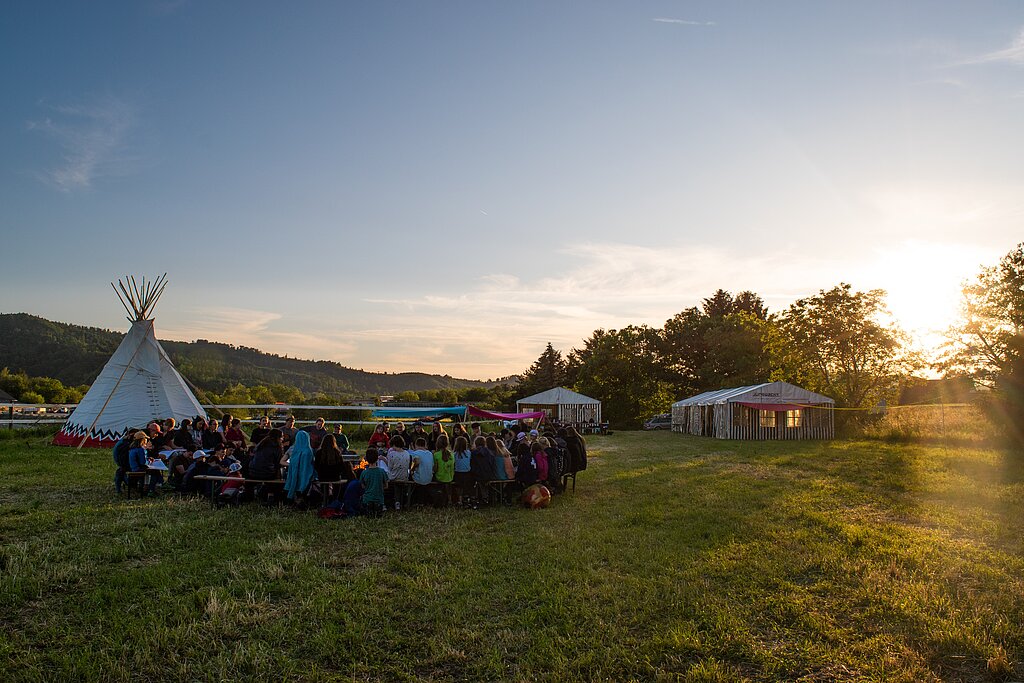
[516,386,600,405]
[672,381,834,407]
[0,388,15,403]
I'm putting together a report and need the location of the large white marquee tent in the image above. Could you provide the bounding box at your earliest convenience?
[672,381,834,440]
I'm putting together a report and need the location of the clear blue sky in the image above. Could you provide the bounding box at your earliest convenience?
[2,1,1022,379]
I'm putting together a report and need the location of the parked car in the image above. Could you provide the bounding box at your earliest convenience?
[643,413,672,430]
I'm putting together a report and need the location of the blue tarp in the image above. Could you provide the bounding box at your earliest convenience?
[370,406,467,419]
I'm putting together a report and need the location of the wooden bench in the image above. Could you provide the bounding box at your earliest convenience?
[192,475,347,506]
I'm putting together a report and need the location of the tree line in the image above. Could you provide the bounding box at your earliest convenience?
[516,242,1024,437]
[0,368,88,404]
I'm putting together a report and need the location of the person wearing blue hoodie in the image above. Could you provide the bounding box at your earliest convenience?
[284,430,316,502]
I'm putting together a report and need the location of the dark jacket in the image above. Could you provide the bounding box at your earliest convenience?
[565,434,587,472]
[315,446,344,482]
[201,429,225,450]
[516,450,538,485]
[470,447,496,483]
[173,429,196,451]
[112,438,132,470]
[249,442,282,480]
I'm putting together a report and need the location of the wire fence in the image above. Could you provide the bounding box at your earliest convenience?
[2,401,1002,446]
[845,403,996,447]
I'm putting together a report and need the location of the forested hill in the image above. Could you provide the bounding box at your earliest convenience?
[0,313,495,396]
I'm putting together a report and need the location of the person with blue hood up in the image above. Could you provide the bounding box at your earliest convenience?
[284,429,316,501]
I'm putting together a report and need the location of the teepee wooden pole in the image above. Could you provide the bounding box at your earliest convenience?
[118,280,139,319]
[112,282,134,320]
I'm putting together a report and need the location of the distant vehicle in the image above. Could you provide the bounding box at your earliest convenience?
[643,413,671,430]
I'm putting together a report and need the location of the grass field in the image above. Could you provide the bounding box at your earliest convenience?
[2,430,1023,682]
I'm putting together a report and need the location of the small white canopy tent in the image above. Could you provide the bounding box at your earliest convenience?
[672,381,834,440]
[54,275,207,448]
[516,386,602,425]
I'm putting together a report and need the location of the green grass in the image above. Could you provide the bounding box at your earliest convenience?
[2,430,1023,682]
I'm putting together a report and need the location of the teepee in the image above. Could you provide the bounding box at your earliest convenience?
[53,275,207,448]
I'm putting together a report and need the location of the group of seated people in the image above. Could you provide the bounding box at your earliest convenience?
[350,420,588,514]
[111,414,588,515]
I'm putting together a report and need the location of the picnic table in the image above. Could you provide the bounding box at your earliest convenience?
[192,475,348,506]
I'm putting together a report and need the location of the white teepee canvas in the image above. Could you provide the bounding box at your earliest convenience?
[53,275,207,447]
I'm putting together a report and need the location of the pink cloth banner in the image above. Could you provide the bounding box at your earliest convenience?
[467,406,546,421]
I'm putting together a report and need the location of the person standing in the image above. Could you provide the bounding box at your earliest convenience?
[303,417,329,450]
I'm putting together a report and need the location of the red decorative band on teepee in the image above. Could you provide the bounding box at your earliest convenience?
[52,422,123,448]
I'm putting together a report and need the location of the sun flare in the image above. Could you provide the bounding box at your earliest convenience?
[863,241,996,356]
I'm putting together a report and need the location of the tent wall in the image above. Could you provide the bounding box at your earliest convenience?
[672,401,833,440]
[517,402,601,424]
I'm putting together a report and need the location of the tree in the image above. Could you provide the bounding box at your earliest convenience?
[660,290,771,396]
[768,283,915,408]
[565,326,674,428]
[943,243,1024,444]
[20,391,45,404]
[517,343,567,398]
[0,368,30,400]
[942,243,1024,388]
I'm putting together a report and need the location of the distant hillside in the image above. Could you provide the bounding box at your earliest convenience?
[0,313,497,396]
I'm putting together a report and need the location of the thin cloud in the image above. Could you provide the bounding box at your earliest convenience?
[652,18,715,26]
[27,95,139,191]
[960,27,1024,66]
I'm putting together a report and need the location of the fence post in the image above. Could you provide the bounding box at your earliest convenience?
[940,403,946,443]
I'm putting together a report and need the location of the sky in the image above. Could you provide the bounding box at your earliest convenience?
[2,1,1022,380]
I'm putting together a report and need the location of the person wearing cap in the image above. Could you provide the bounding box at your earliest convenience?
[182,450,211,494]
[218,462,245,505]
[128,432,162,495]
